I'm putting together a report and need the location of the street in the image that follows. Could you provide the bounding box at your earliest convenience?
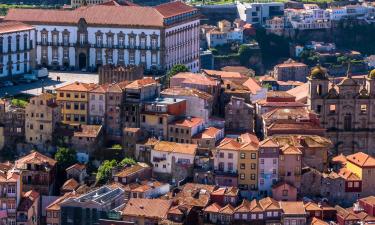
[0,71,99,97]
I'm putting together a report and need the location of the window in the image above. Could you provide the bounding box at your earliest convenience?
[63,33,69,45]
[159,117,163,124]
[228,153,233,159]
[329,104,336,113]
[228,163,233,171]
[282,190,288,196]
[151,38,157,48]
[118,36,124,47]
[129,52,135,64]
[140,37,146,48]
[354,182,360,188]
[260,159,264,164]
[316,105,322,114]
[251,163,256,170]
[52,34,58,45]
[79,33,85,45]
[52,48,58,60]
[251,174,256,180]
[41,32,47,45]
[152,53,157,65]
[280,155,284,161]
[240,163,245,169]
[96,35,102,46]
[251,153,256,159]
[63,48,69,59]
[240,153,245,159]
[348,182,353,188]
[240,174,245,180]
[219,152,224,158]
[40,124,44,130]
[272,169,276,174]
[361,104,367,113]
[107,35,113,48]
[129,37,135,48]
[344,114,352,131]
[273,159,277,164]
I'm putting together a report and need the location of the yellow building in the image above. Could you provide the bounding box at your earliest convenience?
[56,82,96,125]
[237,133,259,191]
[345,152,375,195]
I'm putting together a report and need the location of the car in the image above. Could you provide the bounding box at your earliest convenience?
[18,78,33,84]
[2,81,14,86]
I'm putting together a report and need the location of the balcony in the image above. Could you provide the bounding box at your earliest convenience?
[152,157,167,163]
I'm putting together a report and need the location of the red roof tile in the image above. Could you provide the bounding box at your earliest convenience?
[0,21,34,34]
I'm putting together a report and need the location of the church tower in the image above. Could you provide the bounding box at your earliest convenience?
[307,65,329,114]
[366,69,375,97]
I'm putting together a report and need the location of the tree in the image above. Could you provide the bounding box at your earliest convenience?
[96,160,117,184]
[238,45,253,66]
[54,147,77,169]
[165,64,189,86]
[119,157,136,167]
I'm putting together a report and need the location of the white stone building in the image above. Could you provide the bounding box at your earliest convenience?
[4,2,200,72]
[88,85,106,125]
[0,21,35,80]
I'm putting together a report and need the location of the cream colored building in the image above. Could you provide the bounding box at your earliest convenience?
[25,93,61,145]
[71,0,111,8]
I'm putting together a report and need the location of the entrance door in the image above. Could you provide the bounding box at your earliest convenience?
[78,53,86,69]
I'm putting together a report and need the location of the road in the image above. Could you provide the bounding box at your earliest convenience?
[0,72,99,97]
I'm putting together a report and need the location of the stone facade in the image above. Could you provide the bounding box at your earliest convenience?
[98,64,143,85]
[308,66,375,155]
[225,96,254,133]
[273,59,309,82]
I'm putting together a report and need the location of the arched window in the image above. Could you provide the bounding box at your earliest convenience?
[344,114,352,131]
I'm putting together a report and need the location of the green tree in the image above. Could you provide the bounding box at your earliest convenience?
[119,157,136,167]
[96,160,117,184]
[238,45,252,66]
[54,147,77,169]
[165,64,189,86]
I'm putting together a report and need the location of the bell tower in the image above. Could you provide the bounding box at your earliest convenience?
[307,65,329,114]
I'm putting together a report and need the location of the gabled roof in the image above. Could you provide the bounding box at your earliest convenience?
[259,197,280,211]
[280,144,302,155]
[170,117,203,128]
[56,82,97,92]
[204,202,221,213]
[311,217,329,225]
[61,178,79,191]
[260,138,279,148]
[192,127,222,139]
[153,141,197,155]
[172,72,218,86]
[243,77,262,94]
[280,201,306,215]
[114,163,150,178]
[15,151,56,168]
[0,21,34,34]
[219,204,235,214]
[338,168,361,181]
[46,192,77,211]
[122,198,171,219]
[161,87,213,100]
[154,1,197,18]
[346,152,375,168]
[126,78,158,89]
[66,163,86,172]
[17,190,40,211]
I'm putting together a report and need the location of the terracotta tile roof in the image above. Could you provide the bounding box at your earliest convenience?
[90,84,108,93]
[335,206,360,221]
[217,138,242,150]
[0,21,34,34]
[192,127,221,139]
[56,82,97,92]
[203,69,247,80]
[46,192,77,211]
[114,163,150,178]
[304,202,323,211]
[61,178,79,191]
[360,196,375,206]
[267,122,325,132]
[170,117,203,128]
[280,144,302,155]
[332,154,347,165]
[161,87,213,101]
[287,83,308,104]
[154,1,197,18]
[267,91,295,99]
[256,100,306,108]
[219,204,235,214]
[153,141,197,155]
[338,168,361,181]
[276,59,307,68]
[259,197,280,210]
[172,72,218,86]
[131,181,165,193]
[5,3,196,28]
[260,138,279,148]
[73,125,102,138]
[15,150,56,168]
[122,198,171,219]
[173,183,216,208]
[204,202,221,213]
[126,78,157,89]
[277,80,304,86]
[243,77,262,94]
[221,66,255,77]
[280,201,306,215]
[311,217,329,225]
[168,205,183,215]
[211,187,238,197]
[346,152,375,168]
[66,163,86,172]
[262,107,313,121]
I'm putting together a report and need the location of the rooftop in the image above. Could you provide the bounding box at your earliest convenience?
[15,151,57,168]
[169,117,203,128]
[122,198,171,219]
[114,163,150,178]
[161,87,213,100]
[153,141,197,155]
[73,125,102,138]
[346,152,375,168]
[172,72,219,86]
[0,21,34,34]
[56,82,97,92]
[280,201,306,215]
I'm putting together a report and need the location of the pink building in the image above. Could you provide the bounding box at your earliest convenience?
[272,181,297,201]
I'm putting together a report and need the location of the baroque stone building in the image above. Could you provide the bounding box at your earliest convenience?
[307,66,375,155]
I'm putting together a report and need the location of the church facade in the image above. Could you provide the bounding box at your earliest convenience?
[307,66,375,155]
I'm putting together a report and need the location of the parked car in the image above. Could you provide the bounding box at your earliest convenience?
[2,81,14,86]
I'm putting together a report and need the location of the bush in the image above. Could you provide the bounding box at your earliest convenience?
[96,160,117,184]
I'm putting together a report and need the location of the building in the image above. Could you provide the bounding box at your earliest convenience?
[205,20,244,48]
[16,190,40,225]
[225,96,254,133]
[60,185,125,225]
[1,101,26,146]
[285,6,331,30]
[0,21,35,81]
[98,64,143,85]
[25,93,60,146]
[45,192,77,225]
[140,97,186,140]
[123,78,160,128]
[261,107,325,137]
[167,117,204,143]
[192,126,224,150]
[135,138,159,163]
[258,138,280,196]
[14,150,57,195]
[71,0,111,8]
[273,59,309,82]
[113,163,152,184]
[279,201,307,225]
[56,82,97,125]
[278,145,302,190]
[66,163,87,184]
[122,198,171,225]
[265,16,284,36]
[60,178,80,194]
[5,2,200,72]
[71,124,104,155]
[123,180,170,199]
[0,169,21,225]
[161,87,213,124]
[88,85,107,125]
[237,2,284,25]
[237,133,259,192]
[307,66,375,155]
[150,141,197,182]
[272,181,297,201]
[122,128,145,157]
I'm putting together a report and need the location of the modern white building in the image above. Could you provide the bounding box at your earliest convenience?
[0,21,35,80]
[237,2,284,25]
[285,6,331,30]
[5,1,200,72]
